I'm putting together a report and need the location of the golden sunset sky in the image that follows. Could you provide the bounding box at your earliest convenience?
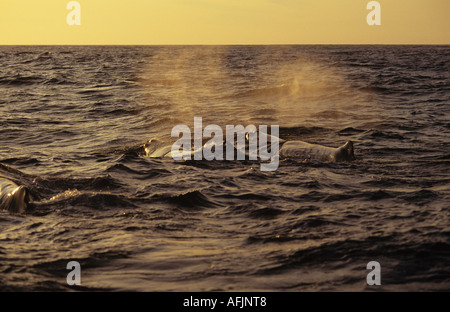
[0,0,448,45]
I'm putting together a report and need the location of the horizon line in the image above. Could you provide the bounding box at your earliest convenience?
[1,43,449,46]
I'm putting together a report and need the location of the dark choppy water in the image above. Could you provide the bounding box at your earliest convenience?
[0,45,449,291]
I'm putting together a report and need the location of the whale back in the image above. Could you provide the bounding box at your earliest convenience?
[144,139,172,157]
[279,140,336,161]
[144,139,160,156]
[279,140,356,162]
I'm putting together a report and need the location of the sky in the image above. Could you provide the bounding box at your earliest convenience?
[0,0,448,45]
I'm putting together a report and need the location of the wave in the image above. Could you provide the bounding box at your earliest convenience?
[106,163,172,180]
[253,237,450,278]
[360,129,406,141]
[0,75,73,87]
[152,190,220,209]
[0,75,44,86]
[247,207,287,219]
[64,192,137,209]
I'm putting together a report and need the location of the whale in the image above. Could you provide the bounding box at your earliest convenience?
[279,140,355,162]
[0,177,30,213]
[144,137,355,162]
[144,138,215,159]
[144,139,176,158]
[247,131,355,162]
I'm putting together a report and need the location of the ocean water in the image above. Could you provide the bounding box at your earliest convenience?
[0,45,449,291]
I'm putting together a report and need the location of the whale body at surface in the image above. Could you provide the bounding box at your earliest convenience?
[144,139,174,158]
[279,140,355,162]
[0,177,30,213]
[144,137,356,162]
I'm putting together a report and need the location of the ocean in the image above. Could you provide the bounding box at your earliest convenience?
[0,45,449,291]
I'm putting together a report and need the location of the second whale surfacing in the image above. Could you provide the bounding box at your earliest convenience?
[0,177,30,213]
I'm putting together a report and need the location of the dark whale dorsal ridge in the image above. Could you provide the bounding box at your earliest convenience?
[333,140,356,162]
